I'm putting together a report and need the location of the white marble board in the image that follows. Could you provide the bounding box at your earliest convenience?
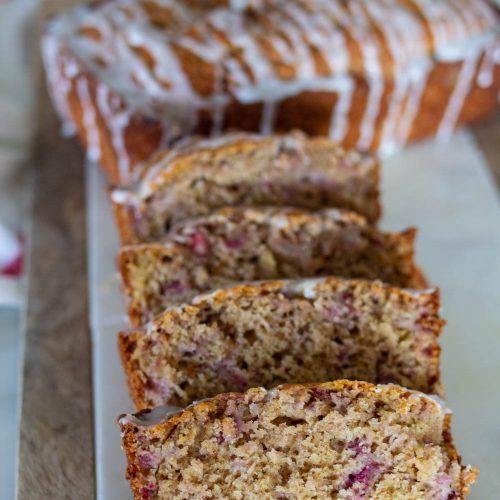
[87,130,500,499]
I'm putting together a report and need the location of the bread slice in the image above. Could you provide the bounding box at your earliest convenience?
[43,0,499,184]
[119,277,444,409]
[118,380,477,499]
[110,132,380,244]
[118,206,426,325]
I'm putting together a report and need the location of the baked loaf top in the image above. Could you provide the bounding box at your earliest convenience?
[118,380,477,499]
[45,0,497,140]
[111,131,380,243]
[119,276,444,408]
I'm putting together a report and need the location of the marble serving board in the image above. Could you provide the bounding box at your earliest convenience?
[87,130,500,499]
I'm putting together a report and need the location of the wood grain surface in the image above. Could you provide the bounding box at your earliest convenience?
[17,4,95,497]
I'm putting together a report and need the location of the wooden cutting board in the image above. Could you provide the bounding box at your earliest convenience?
[17,3,94,498]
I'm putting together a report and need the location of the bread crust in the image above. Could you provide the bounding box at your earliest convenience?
[118,330,147,409]
[110,193,138,246]
[397,227,428,288]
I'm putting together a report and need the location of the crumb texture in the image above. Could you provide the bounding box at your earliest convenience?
[119,381,475,499]
[120,278,443,408]
[116,133,380,242]
[119,207,424,325]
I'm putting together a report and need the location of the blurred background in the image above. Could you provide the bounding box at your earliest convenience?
[0,1,37,498]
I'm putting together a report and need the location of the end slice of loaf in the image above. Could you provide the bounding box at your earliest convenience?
[118,380,477,500]
[118,206,426,325]
[111,132,380,244]
[119,277,444,409]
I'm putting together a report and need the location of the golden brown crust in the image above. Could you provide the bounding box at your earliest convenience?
[118,330,147,409]
[171,380,430,428]
[110,195,138,245]
[396,227,429,288]
[117,243,169,326]
[187,277,436,309]
[413,265,430,288]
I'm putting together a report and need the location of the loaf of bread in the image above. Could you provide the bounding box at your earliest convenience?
[119,277,444,409]
[118,380,476,499]
[42,0,500,184]
[117,206,426,325]
[111,132,380,244]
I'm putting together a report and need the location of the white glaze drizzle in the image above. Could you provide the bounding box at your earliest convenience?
[119,405,182,427]
[287,2,349,77]
[211,9,274,85]
[211,62,227,135]
[366,0,425,154]
[378,75,411,156]
[335,1,385,151]
[42,0,499,179]
[260,100,279,134]
[76,77,101,161]
[358,77,384,151]
[396,62,432,147]
[229,0,258,12]
[41,35,76,136]
[267,212,293,230]
[269,11,315,79]
[477,44,497,88]
[437,49,483,141]
[414,0,455,50]
[379,384,451,416]
[328,79,354,143]
[110,189,134,204]
[96,84,131,179]
[293,278,320,299]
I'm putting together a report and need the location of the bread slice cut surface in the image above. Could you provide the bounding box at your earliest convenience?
[119,277,444,408]
[118,206,426,325]
[111,132,380,243]
[118,380,476,500]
